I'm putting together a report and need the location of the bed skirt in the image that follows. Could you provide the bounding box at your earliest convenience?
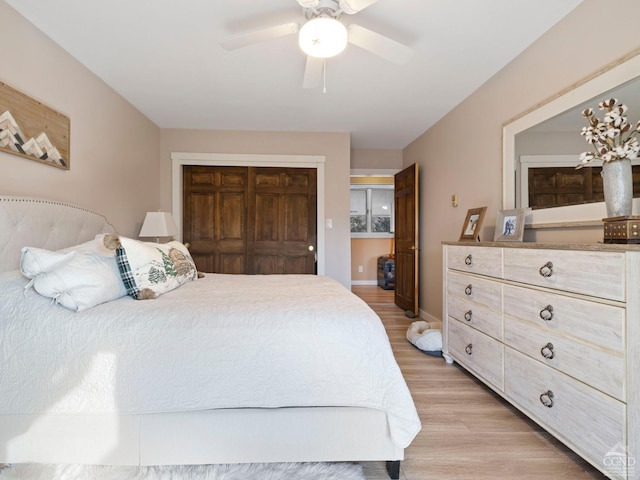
[0,406,403,465]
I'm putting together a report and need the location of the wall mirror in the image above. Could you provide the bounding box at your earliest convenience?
[503,48,640,227]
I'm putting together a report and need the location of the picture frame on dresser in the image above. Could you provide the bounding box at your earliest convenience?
[493,208,524,242]
[459,206,487,242]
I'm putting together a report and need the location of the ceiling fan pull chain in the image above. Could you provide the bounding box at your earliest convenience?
[323,59,327,93]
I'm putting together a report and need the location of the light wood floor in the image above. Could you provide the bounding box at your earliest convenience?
[351,286,605,480]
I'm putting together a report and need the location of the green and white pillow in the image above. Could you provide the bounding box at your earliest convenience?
[112,236,197,300]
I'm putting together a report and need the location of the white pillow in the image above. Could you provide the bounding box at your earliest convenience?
[20,247,75,277]
[20,235,127,311]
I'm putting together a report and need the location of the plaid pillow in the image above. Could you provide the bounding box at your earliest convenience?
[115,246,140,298]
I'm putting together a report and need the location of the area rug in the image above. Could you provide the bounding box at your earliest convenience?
[0,462,366,480]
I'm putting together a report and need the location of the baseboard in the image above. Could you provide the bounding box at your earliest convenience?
[351,280,378,286]
[419,309,442,328]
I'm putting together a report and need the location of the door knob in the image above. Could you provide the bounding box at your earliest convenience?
[308,245,314,251]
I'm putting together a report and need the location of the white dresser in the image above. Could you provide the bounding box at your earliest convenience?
[443,242,640,480]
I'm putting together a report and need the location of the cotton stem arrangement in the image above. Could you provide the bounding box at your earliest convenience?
[577,98,640,169]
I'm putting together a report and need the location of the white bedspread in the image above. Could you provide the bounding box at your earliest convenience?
[0,271,420,448]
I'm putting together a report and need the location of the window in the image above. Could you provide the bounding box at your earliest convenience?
[350,189,367,233]
[350,185,394,237]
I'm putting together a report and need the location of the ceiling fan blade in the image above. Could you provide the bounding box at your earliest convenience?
[347,24,413,65]
[221,22,300,51]
[339,0,380,14]
[303,56,323,89]
[297,0,320,7]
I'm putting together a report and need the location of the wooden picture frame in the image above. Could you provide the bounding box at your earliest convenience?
[0,81,70,170]
[459,206,487,242]
[494,208,525,242]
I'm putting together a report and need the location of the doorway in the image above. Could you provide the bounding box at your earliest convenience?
[350,163,419,316]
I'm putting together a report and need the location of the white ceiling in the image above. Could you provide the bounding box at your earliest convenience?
[6,0,583,149]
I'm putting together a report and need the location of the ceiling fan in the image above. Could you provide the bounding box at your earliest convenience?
[220,0,413,89]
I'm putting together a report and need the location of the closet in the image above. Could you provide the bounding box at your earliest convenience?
[183,165,317,275]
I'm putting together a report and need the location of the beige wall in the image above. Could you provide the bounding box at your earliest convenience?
[351,238,394,283]
[0,2,161,237]
[159,129,352,287]
[351,148,403,171]
[404,0,640,321]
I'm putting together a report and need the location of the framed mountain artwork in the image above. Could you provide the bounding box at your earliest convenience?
[0,81,70,170]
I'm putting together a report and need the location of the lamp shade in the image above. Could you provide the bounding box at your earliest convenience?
[298,16,348,58]
[139,212,178,238]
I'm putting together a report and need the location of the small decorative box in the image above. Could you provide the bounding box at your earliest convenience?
[603,216,640,244]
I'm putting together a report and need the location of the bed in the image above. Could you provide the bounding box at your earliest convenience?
[0,196,420,478]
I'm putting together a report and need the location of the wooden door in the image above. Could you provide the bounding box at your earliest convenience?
[247,167,317,274]
[394,163,419,317]
[183,166,247,273]
[183,165,317,275]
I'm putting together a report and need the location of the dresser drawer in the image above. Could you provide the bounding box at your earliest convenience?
[503,248,624,301]
[504,315,624,400]
[448,318,503,391]
[505,348,625,471]
[447,245,503,278]
[447,271,502,340]
[503,284,625,354]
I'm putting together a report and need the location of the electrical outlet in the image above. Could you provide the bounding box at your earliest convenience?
[358,265,364,273]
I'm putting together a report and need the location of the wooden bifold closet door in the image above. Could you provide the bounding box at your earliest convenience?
[183,165,317,275]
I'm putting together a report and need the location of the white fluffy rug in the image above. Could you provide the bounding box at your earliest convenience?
[0,462,365,480]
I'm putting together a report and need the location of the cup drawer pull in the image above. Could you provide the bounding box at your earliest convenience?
[540,342,555,360]
[539,305,554,321]
[539,390,554,408]
[539,261,554,278]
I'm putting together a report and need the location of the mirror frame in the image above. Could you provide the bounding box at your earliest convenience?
[503,47,640,228]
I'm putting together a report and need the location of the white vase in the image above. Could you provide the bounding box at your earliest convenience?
[601,159,633,218]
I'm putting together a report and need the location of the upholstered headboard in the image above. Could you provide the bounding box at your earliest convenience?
[0,196,115,273]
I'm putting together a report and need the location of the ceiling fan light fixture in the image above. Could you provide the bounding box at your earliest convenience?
[298,16,348,58]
